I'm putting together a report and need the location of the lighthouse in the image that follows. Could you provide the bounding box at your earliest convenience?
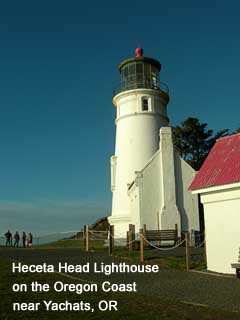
[108,48,199,237]
[109,48,170,234]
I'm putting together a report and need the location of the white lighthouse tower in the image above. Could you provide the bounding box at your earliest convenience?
[109,48,170,235]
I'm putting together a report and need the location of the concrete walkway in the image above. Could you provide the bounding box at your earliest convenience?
[1,247,239,312]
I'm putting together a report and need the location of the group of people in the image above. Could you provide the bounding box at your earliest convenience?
[4,230,33,248]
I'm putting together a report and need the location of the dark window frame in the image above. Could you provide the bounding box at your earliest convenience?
[142,97,149,111]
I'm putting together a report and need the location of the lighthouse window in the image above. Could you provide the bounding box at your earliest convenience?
[136,63,143,74]
[129,63,135,75]
[144,64,150,74]
[142,97,149,111]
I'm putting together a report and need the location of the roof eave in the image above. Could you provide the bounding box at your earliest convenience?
[191,181,240,194]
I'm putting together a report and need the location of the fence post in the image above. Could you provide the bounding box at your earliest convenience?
[83,225,86,250]
[185,231,190,271]
[132,224,135,250]
[86,225,89,252]
[175,224,178,244]
[140,228,144,263]
[109,225,114,256]
[85,225,89,252]
[143,224,147,247]
[128,224,133,253]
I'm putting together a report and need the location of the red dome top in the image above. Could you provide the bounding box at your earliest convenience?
[135,47,143,57]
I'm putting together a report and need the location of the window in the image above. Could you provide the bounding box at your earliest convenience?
[144,63,150,75]
[136,62,143,74]
[129,63,136,75]
[142,97,149,111]
[151,74,157,89]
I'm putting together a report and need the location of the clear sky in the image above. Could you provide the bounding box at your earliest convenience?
[0,0,239,236]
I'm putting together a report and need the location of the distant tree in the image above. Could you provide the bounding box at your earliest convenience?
[172,117,228,170]
[236,128,240,133]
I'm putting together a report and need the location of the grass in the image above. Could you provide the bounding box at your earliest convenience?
[35,239,107,251]
[3,238,205,272]
[1,239,206,271]
[113,246,206,271]
[0,259,239,320]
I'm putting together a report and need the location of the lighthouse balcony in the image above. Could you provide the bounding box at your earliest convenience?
[113,75,169,97]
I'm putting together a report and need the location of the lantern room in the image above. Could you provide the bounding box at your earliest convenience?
[118,47,162,92]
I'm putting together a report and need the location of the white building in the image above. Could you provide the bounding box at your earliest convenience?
[189,133,240,274]
[108,48,199,236]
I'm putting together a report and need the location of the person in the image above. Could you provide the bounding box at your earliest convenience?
[22,232,26,248]
[28,232,33,246]
[4,230,12,247]
[13,231,20,247]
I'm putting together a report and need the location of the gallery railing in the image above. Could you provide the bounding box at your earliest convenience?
[113,75,169,96]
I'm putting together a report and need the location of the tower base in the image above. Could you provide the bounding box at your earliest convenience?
[108,214,131,238]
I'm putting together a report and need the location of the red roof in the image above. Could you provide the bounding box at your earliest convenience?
[189,133,240,190]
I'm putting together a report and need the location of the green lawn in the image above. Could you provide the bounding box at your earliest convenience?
[36,239,106,251]
[113,246,206,271]
[0,259,239,320]
[33,239,205,271]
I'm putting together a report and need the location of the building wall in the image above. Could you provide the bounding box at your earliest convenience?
[128,151,162,231]
[158,127,181,231]
[128,129,199,235]
[128,182,140,232]
[174,155,199,232]
[201,187,240,274]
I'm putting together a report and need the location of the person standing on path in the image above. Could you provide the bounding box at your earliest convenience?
[4,230,12,247]
[22,232,26,248]
[13,231,20,247]
[28,232,33,246]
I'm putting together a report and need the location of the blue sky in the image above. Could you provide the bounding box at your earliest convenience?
[0,0,239,236]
